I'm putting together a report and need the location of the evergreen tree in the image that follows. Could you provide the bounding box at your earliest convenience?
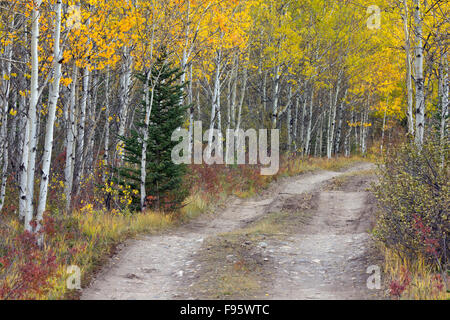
[114,55,189,211]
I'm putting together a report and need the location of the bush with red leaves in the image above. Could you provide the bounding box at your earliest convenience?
[0,230,58,300]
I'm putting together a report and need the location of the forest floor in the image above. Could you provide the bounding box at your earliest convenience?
[81,162,386,300]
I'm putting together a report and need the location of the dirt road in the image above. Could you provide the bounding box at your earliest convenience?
[82,162,384,300]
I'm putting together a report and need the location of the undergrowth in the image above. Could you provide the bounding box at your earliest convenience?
[372,139,449,300]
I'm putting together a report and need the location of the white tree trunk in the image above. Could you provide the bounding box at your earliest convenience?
[117,47,133,161]
[36,0,63,233]
[272,65,280,129]
[439,51,448,165]
[327,79,341,159]
[230,56,238,129]
[140,71,154,211]
[305,86,314,156]
[335,101,344,155]
[188,64,194,155]
[24,1,42,231]
[0,23,12,212]
[65,64,78,211]
[208,50,221,147]
[84,72,98,176]
[381,97,388,154]
[402,0,415,136]
[344,125,352,157]
[287,93,292,151]
[318,113,324,157]
[74,66,90,193]
[235,66,248,133]
[300,96,306,154]
[413,0,425,146]
[19,92,30,221]
[103,68,111,184]
[293,96,299,152]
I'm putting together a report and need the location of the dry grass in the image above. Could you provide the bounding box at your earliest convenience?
[383,247,449,300]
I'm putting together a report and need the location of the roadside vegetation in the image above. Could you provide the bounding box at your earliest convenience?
[373,138,449,300]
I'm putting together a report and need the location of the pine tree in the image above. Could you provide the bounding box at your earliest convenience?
[114,56,189,212]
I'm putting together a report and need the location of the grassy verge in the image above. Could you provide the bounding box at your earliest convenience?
[382,247,449,300]
[371,140,449,300]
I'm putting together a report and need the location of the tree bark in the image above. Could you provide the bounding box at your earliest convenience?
[413,0,425,146]
[36,0,63,233]
[402,0,415,137]
[272,65,280,129]
[24,1,42,231]
[305,85,314,156]
[65,64,78,211]
[74,66,90,195]
[117,47,133,161]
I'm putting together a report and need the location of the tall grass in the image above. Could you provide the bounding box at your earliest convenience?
[383,247,449,300]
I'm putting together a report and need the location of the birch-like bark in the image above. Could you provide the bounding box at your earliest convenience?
[117,47,133,161]
[262,71,267,113]
[196,90,201,119]
[180,0,197,107]
[208,49,221,148]
[344,125,352,157]
[440,57,448,139]
[364,109,370,155]
[327,79,341,159]
[293,96,299,152]
[103,68,111,183]
[217,96,222,135]
[354,111,359,153]
[24,1,42,231]
[65,64,78,211]
[139,27,158,211]
[0,22,12,212]
[359,111,363,152]
[188,64,194,154]
[300,96,306,154]
[381,97,388,154]
[402,0,415,136]
[84,71,98,176]
[413,0,425,146]
[335,101,344,155]
[226,69,232,130]
[287,89,292,151]
[361,98,370,155]
[305,85,314,156]
[230,56,238,129]
[334,89,347,155]
[74,66,90,194]
[272,65,280,129]
[235,66,248,133]
[349,110,356,156]
[19,85,30,220]
[36,0,63,232]
[0,140,8,213]
[140,71,154,211]
[318,113,324,157]
[439,51,448,165]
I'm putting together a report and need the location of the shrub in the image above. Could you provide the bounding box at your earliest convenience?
[373,138,449,272]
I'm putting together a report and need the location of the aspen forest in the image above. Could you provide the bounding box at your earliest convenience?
[0,0,448,302]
